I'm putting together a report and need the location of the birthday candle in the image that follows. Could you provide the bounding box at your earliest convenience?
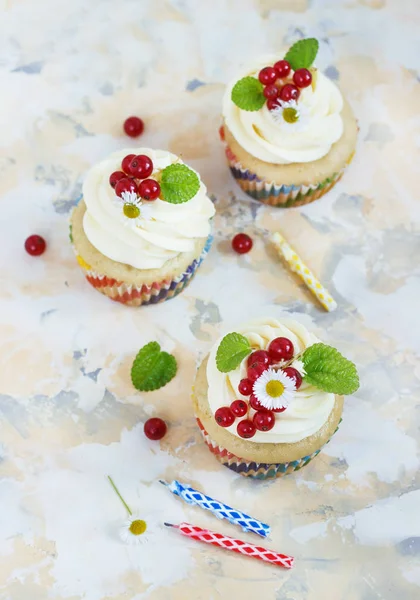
[165,522,293,569]
[271,232,337,312]
[160,480,270,538]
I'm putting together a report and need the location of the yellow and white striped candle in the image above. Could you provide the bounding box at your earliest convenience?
[271,232,337,312]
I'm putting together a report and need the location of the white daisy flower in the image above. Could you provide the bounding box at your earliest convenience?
[114,191,154,227]
[253,367,296,411]
[120,512,152,545]
[270,99,309,131]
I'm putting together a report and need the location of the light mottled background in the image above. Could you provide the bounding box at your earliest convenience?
[0,0,419,598]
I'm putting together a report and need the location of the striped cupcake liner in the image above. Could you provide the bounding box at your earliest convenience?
[224,144,349,208]
[196,417,340,480]
[73,233,213,307]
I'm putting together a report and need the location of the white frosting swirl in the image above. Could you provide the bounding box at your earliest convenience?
[207,318,335,444]
[82,148,215,269]
[222,55,344,164]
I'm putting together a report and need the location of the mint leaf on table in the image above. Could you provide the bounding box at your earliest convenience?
[216,332,252,373]
[284,38,319,71]
[231,76,265,111]
[302,343,359,395]
[160,163,200,204]
[131,342,177,391]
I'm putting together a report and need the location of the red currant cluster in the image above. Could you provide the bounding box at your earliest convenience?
[109,154,161,201]
[214,337,303,439]
[258,60,312,110]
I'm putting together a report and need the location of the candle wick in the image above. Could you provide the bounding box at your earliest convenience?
[164,522,175,527]
[159,480,168,486]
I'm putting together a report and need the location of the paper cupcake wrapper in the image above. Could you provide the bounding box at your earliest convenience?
[196,417,340,480]
[73,233,213,307]
[224,144,353,208]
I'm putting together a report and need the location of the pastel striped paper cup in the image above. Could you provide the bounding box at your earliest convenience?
[72,233,213,307]
[196,417,340,480]
[224,144,352,208]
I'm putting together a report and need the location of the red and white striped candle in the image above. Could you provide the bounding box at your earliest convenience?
[165,522,293,569]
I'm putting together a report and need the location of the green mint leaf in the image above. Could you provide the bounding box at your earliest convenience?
[302,343,359,395]
[231,76,265,111]
[284,38,319,71]
[160,163,200,204]
[216,332,252,373]
[131,341,177,391]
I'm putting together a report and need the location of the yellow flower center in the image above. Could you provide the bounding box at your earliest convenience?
[265,380,285,398]
[129,519,147,536]
[283,107,299,124]
[123,203,140,219]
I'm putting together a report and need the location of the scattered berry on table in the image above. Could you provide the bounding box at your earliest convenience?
[124,116,144,138]
[144,417,167,440]
[232,233,253,254]
[25,235,46,256]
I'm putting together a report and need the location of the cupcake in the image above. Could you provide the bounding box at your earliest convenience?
[71,149,215,306]
[221,38,358,207]
[192,317,359,479]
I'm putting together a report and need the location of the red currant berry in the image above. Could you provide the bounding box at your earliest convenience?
[249,394,268,411]
[109,171,126,188]
[273,406,287,413]
[274,60,291,79]
[138,178,161,201]
[247,362,268,382]
[121,154,136,175]
[123,116,144,138]
[267,98,281,111]
[268,337,294,362]
[253,410,275,432]
[215,407,235,427]
[247,350,271,368]
[25,235,46,256]
[232,233,253,254]
[238,378,253,396]
[293,68,312,88]
[279,84,300,102]
[263,84,280,100]
[258,66,277,85]
[129,155,154,179]
[237,419,256,439]
[144,417,167,440]
[282,367,302,389]
[115,177,138,198]
[230,400,248,418]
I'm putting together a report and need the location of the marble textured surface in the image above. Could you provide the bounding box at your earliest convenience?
[1,0,419,598]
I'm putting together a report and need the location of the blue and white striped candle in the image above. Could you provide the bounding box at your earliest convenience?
[160,480,270,538]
